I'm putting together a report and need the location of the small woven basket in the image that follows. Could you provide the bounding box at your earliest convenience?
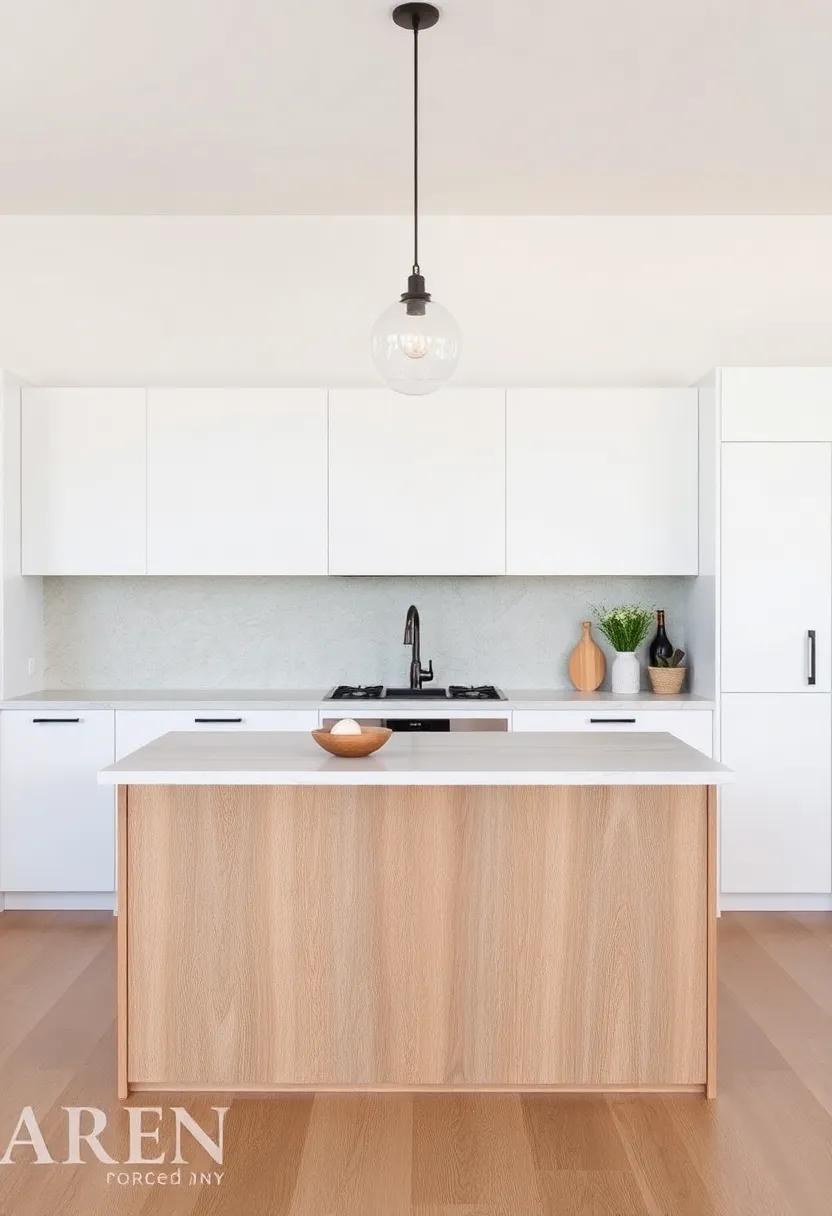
[648,665,686,695]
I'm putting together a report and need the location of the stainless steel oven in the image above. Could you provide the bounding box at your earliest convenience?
[320,714,510,733]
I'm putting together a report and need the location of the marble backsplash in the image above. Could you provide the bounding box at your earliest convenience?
[42,576,693,691]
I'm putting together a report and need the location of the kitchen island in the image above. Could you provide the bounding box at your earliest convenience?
[100,730,731,1099]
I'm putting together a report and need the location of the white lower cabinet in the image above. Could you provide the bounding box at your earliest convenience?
[721,694,832,894]
[0,711,115,892]
[115,709,319,757]
[511,709,714,756]
[0,707,320,898]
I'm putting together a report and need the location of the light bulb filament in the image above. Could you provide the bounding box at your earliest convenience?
[401,333,429,359]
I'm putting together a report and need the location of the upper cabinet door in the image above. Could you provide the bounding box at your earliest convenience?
[148,389,327,575]
[328,389,505,575]
[506,389,698,575]
[721,368,832,441]
[721,442,832,693]
[22,388,147,574]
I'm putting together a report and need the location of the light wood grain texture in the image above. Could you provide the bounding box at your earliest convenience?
[125,782,708,1091]
[1,910,832,1215]
[707,785,718,1098]
[412,1094,541,1211]
[289,1095,412,1216]
[568,621,606,691]
[116,785,127,1101]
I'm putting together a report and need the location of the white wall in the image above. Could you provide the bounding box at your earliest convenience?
[0,371,43,697]
[1,216,832,385]
[6,214,828,693]
[43,576,692,691]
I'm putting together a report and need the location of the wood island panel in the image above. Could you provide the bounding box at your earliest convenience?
[124,783,709,1092]
[116,785,128,1101]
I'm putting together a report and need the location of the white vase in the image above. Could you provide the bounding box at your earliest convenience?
[611,651,640,695]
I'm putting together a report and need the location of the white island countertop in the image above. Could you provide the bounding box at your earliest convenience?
[99,729,732,787]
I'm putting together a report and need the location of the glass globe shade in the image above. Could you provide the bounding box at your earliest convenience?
[371,297,461,395]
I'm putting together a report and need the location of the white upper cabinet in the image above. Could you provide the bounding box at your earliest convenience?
[22,388,147,574]
[721,442,831,692]
[328,388,505,575]
[147,389,327,574]
[506,389,698,575]
[721,368,832,441]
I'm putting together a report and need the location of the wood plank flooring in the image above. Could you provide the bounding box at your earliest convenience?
[0,910,830,1215]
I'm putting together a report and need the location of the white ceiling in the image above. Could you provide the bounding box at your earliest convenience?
[3,0,832,214]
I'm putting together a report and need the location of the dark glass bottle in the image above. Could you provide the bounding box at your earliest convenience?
[649,609,673,665]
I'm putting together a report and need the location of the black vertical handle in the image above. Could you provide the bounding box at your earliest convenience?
[808,630,817,686]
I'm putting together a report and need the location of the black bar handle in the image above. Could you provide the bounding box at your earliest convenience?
[808,629,817,686]
[589,717,636,724]
[193,717,243,724]
[32,717,80,724]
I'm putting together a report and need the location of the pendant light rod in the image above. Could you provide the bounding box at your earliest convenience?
[373,3,459,396]
[413,12,419,274]
[392,4,440,278]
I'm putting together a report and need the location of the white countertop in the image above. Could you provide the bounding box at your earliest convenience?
[3,688,715,712]
[99,730,732,787]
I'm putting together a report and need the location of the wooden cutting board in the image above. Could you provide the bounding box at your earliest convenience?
[568,621,606,691]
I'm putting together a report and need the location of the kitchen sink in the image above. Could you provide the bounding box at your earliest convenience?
[384,687,449,698]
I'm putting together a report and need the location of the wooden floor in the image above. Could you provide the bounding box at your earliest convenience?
[0,912,830,1215]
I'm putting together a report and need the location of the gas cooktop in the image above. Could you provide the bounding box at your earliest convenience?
[326,684,506,701]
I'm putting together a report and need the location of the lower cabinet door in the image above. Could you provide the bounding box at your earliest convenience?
[511,709,714,756]
[0,710,115,892]
[721,693,832,894]
[115,708,320,758]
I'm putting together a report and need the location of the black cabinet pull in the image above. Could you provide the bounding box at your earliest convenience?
[32,717,80,724]
[808,630,817,686]
[589,717,636,724]
[193,717,243,724]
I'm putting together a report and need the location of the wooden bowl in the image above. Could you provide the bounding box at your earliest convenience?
[311,726,393,758]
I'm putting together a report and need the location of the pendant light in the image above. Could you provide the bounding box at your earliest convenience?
[371,2,461,395]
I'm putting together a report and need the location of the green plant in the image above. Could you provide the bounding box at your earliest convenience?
[655,648,686,668]
[593,604,654,653]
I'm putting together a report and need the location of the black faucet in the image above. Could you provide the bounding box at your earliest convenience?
[403,604,434,690]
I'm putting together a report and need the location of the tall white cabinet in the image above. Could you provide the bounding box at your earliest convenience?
[721,695,831,894]
[717,369,832,903]
[721,443,831,693]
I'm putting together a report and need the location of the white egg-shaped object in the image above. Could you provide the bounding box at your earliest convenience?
[330,718,363,736]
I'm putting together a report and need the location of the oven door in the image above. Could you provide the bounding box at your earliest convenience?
[320,713,510,733]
